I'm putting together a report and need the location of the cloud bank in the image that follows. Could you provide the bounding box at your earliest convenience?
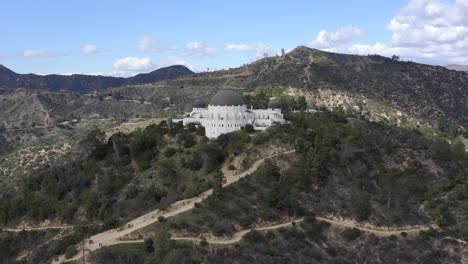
[311,0,468,64]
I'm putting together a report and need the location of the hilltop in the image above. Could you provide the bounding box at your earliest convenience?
[110,46,468,131]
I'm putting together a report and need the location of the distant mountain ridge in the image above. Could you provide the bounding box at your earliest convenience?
[2,46,468,133]
[0,64,194,93]
[445,64,468,72]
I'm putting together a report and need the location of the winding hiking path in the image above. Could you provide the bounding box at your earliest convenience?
[173,218,305,244]
[52,149,295,264]
[16,229,73,261]
[315,217,439,236]
[83,215,440,248]
[2,225,72,232]
[27,147,441,263]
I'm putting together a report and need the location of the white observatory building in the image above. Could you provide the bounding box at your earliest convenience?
[183,90,285,139]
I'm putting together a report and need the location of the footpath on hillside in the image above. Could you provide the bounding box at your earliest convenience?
[3,148,448,263]
[51,149,296,264]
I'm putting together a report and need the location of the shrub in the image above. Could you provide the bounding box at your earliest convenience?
[341,228,362,241]
[65,245,77,259]
[354,198,371,221]
[164,147,177,157]
[199,237,208,247]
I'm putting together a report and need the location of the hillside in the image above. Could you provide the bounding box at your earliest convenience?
[2,46,468,145]
[105,46,468,132]
[0,65,193,93]
[245,47,468,130]
[1,46,468,263]
[1,112,466,263]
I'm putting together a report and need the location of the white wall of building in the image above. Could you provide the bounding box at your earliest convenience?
[183,104,285,139]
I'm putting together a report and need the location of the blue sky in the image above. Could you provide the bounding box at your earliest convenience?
[1,0,467,76]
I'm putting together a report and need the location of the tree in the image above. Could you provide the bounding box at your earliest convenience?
[281,48,286,56]
[244,124,254,133]
[144,238,154,253]
[154,228,173,261]
[354,197,371,221]
[212,171,225,197]
[296,96,308,111]
[452,140,466,159]
[391,55,400,61]
[82,129,108,160]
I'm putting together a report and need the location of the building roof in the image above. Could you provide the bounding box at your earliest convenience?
[268,99,282,109]
[209,90,244,106]
[193,100,207,108]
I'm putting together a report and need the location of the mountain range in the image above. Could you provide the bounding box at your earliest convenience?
[1,46,468,135]
[0,64,194,93]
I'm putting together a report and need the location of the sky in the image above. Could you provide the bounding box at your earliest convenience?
[1,0,468,76]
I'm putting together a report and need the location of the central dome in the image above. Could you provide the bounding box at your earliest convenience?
[209,90,244,106]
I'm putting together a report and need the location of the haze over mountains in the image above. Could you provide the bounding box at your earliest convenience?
[445,64,468,72]
[0,64,194,93]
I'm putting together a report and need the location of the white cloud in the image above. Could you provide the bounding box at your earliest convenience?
[113,57,155,72]
[81,44,98,55]
[311,0,468,64]
[137,34,160,53]
[23,50,50,57]
[184,41,216,57]
[225,43,276,59]
[310,26,365,49]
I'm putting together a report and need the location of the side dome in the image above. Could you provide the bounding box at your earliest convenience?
[268,99,282,109]
[193,100,207,108]
[209,90,244,106]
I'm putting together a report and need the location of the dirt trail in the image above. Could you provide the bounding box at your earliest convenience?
[16,229,72,261]
[52,149,295,264]
[315,217,439,236]
[2,225,72,232]
[87,214,439,248]
[174,218,305,244]
[442,237,468,245]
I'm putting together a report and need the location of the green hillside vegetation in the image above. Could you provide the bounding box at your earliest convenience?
[2,46,468,263]
[167,112,467,238]
[1,111,467,263]
[0,120,288,227]
[0,229,60,263]
[89,111,468,264]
